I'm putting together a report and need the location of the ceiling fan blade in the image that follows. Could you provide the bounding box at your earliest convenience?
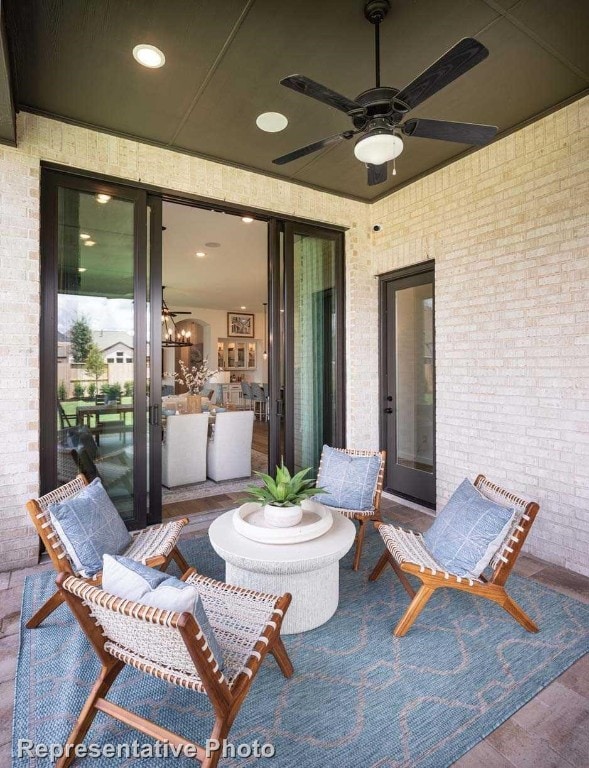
[396,38,489,111]
[367,163,388,186]
[403,118,497,145]
[273,131,354,165]
[280,75,363,115]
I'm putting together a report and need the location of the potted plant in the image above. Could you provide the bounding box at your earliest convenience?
[244,462,325,528]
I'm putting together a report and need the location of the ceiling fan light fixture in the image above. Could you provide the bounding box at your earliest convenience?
[354,131,403,165]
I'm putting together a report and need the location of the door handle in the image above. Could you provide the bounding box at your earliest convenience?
[384,407,393,414]
[149,404,160,426]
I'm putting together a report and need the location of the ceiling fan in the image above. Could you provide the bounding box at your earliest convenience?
[273,0,498,186]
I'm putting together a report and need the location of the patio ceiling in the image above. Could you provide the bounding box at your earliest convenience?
[4,0,588,201]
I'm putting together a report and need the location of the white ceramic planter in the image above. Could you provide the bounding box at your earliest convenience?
[263,503,303,528]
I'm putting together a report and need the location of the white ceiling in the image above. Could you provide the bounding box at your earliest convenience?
[162,202,268,311]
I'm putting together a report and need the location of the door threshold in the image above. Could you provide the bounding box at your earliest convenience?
[381,491,436,517]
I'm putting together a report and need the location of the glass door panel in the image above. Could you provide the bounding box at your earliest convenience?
[41,171,151,528]
[382,267,435,506]
[280,223,345,475]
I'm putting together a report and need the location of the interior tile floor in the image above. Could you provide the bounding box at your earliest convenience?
[1,497,587,767]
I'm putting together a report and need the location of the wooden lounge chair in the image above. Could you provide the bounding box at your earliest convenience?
[25,475,190,629]
[54,569,292,768]
[317,447,386,571]
[369,474,540,636]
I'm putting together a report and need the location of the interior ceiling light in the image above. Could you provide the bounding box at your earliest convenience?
[240,306,246,310]
[133,44,166,68]
[78,267,87,272]
[195,251,206,258]
[95,194,111,204]
[79,233,90,240]
[256,112,288,133]
[84,240,96,247]
[241,216,254,223]
[354,130,403,165]
[205,241,220,248]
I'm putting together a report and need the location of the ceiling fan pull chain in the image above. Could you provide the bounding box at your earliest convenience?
[392,155,397,176]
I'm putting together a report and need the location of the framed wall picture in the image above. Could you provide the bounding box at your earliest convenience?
[227,312,255,338]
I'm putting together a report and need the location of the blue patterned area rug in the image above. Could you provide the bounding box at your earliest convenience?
[13,534,589,768]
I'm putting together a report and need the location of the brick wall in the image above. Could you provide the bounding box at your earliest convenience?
[369,96,589,576]
[0,99,587,574]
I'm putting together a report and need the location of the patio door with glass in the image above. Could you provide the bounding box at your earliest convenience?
[40,169,162,528]
[380,262,435,507]
[268,221,345,475]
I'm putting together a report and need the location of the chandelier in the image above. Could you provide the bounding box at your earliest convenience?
[162,288,192,348]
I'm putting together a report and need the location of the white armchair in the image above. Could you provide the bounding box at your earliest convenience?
[162,413,209,488]
[207,410,255,482]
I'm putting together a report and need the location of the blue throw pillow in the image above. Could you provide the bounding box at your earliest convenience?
[316,446,381,511]
[49,478,132,577]
[423,479,515,578]
[103,555,224,670]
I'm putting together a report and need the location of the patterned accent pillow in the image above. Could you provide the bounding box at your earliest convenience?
[102,555,224,670]
[316,446,381,511]
[423,479,515,578]
[49,478,132,578]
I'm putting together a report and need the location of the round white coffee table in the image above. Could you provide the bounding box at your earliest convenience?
[208,510,356,634]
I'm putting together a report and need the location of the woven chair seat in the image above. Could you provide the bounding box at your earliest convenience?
[327,504,377,520]
[66,573,285,692]
[124,519,187,563]
[378,523,485,586]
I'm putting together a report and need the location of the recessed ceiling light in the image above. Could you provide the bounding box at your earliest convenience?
[240,306,246,310]
[242,216,254,223]
[195,251,206,258]
[205,242,221,248]
[256,112,288,133]
[95,194,111,204]
[79,233,90,240]
[84,240,96,247]
[133,44,165,69]
[78,267,87,272]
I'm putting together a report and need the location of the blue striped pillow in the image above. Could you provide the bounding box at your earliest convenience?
[316,446,381,511]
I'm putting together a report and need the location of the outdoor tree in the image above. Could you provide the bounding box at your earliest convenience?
[85,343,106,390]
[58,381,67,401]
[70,317,93,363]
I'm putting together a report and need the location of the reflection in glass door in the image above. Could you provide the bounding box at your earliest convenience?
[273,223,345,475]
[41,171,151,528]
[381,264,435,506]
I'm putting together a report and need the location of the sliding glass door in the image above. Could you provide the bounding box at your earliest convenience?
[41,170,161,528]
[269,222,345,475]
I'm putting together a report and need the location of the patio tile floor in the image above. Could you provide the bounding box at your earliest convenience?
[1,497,587,767]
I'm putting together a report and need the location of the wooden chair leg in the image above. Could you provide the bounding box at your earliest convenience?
[26,590,65,629]
[368,550,390,582]
[352,518,367,571]
[501,592,539,633]
[202,716,232,768]
[270,636,294,678]
[393,585,435,638]
[170,546,190,575]
[55,661,123,768]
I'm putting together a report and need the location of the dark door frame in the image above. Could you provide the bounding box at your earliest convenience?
[40,163,347,523]
[379,259,436,508]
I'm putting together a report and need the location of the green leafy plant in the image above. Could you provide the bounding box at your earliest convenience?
[73,382,85,399]
[87,382,96,400]
[244,462,325,508]
[57,381,67,401]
